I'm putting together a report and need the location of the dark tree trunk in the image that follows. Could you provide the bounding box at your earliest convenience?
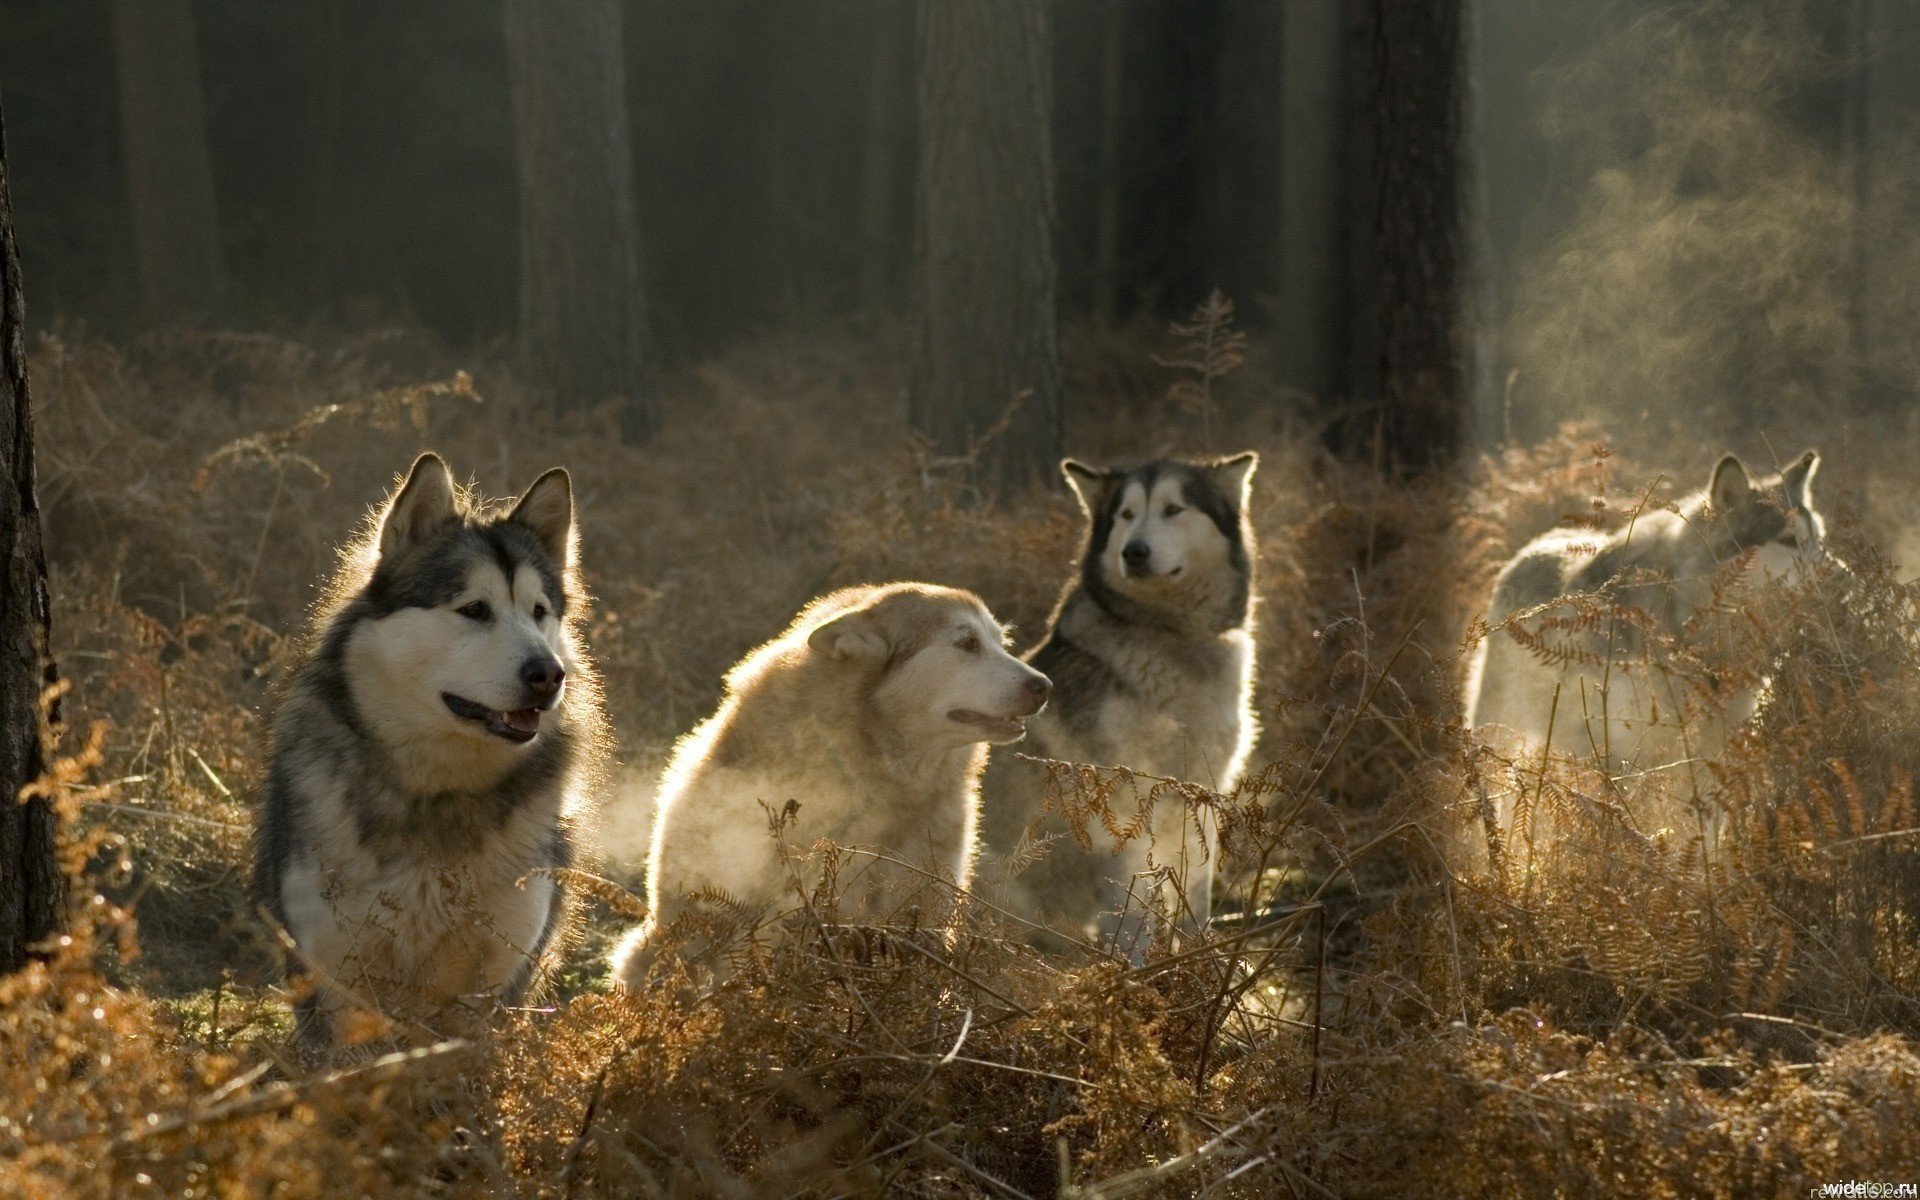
[306,0,349,301]
[857,2,910,312]
[1277,0,1346,403]
[1089,4,1125,324]
[1334,0,1466,473]
[1842,0,1873,387]
[911,0,1063,499]
[111,0,228,326]
[0,96,62,977]
[505,0,656,442]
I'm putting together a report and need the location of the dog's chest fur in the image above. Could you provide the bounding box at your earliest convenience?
[264,686,569,1003]
[1029,592,1254,790]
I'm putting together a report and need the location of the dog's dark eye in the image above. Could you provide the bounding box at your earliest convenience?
[957,633,980,653]
[1164,504,1185,518]
[1119,508,1135,521]
[532,603,549,622]
[456,600,491,621]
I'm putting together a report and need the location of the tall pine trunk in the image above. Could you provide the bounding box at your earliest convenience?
[1277,0,1345,403]
[0,96,61,977]
[306,0,349,302]
[111,0,228,326]
[1842,0,1873,387]
[911,0,1062,499]
[857,2,910,313]
[1336,0,1466,473]
[505,0,656,442]
[1089,5,1125,324]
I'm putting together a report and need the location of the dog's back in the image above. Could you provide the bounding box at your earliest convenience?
[1466,451,1828,791]
[1463,527,1592,740]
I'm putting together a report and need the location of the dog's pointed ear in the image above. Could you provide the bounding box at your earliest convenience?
[1782,449,1820,505]
[508,467,575,568]
[378,454,458,560]
[1060,459,1111,514]
[1207,451,1259,509]
[1708,454,1753,512]
[807,608,890,662]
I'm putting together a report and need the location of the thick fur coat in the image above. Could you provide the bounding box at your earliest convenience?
[979,453,1259,947]
[611,582,1049,989]
[253,454,608,1043]
[1465,451,1827,794]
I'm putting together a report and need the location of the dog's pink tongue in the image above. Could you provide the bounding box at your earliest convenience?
[502,709,541,734]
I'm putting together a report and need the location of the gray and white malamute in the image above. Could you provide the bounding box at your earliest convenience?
[1465,450,1828,790]
[253,453,608,1043]
[979,452,1259,947]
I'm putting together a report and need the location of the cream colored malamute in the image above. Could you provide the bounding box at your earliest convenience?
[610,582,1050,989]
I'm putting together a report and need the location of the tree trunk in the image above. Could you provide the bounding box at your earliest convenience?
[911,0,1063,499]
[1277,0,1346,403]
[307,0,349,302]
[857,2,910,313]
[0,96,62,977]
[1089,4,1125,324]
[111,0,228,326]
[505,0,656,442]
[1335,0,1466,473]
[1842,0,1873,389]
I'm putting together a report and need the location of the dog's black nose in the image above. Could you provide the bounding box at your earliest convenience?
[1026,674,1052,701]
[521,657,566,700]
[1122,541,1150,567]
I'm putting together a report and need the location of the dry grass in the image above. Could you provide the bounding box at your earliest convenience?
[5,318,1920,1197]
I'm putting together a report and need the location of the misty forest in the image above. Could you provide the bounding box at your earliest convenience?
[6,1,1920,1196]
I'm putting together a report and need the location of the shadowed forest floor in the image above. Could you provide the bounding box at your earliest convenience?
[6,318,1920,1197]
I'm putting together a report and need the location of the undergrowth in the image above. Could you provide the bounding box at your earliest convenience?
[4,319,1919,1197]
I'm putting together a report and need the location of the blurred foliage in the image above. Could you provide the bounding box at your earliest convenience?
[0,0,1286,349]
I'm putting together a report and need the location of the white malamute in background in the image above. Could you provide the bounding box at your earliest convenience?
[1465,451,1828,795]
[610,582,1050,989]
[978,453,1260,949]
[253,453,608,1043]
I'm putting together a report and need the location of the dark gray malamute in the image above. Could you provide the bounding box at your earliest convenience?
[252,453,607,1043]
[979,452,1259,949]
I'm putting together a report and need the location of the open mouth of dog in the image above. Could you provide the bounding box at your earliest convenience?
[443,693,546,744]
[947,709,1028,741]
